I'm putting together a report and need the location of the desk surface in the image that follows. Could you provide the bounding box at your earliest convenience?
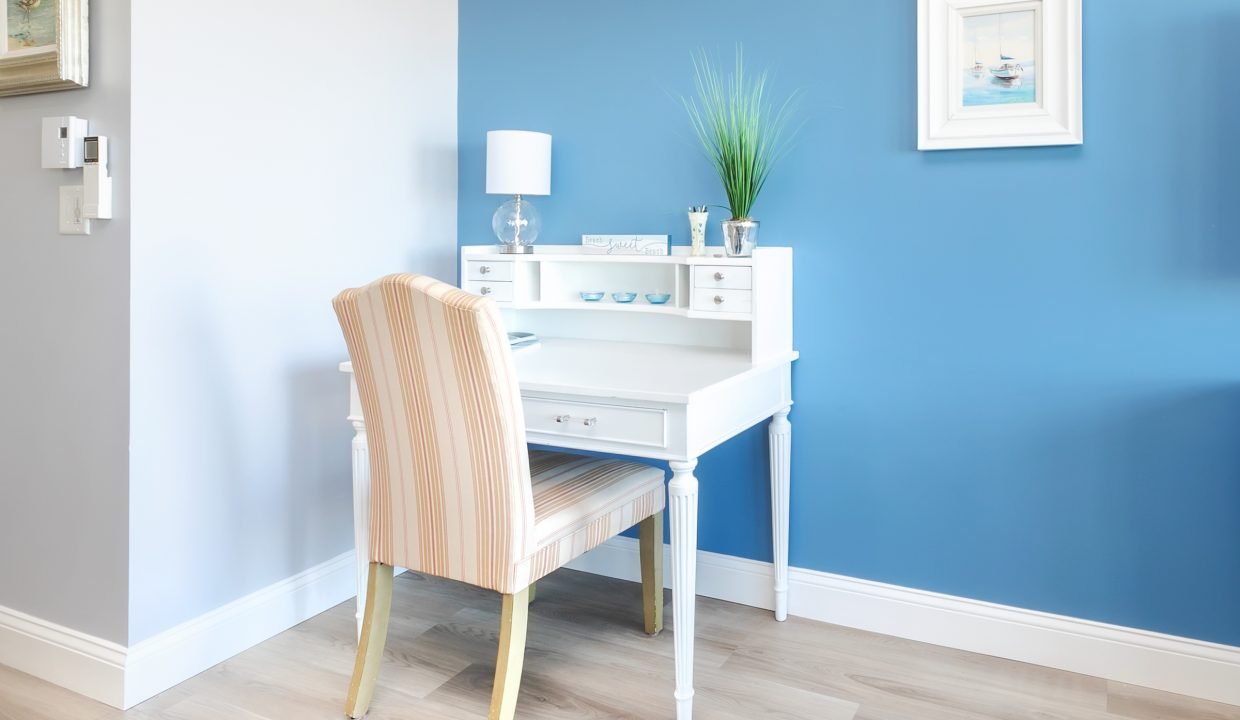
[342,337,797,405]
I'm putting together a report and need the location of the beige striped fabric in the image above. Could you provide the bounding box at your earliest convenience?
[334,273,665,594]
[523,451,665,583]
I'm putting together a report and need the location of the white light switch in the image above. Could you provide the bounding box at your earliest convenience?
[59,186,91,235]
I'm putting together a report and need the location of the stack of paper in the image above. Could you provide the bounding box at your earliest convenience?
[507,332,540,350]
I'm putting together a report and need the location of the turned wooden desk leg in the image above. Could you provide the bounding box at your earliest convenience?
[350,416,370,641]
[668,458,699,720]
[770,407,792,622]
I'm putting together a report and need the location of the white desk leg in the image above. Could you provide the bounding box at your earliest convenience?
[349,417,370,641]
[770,407,792,622]
[668,458,699,720]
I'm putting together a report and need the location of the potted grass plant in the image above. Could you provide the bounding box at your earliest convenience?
[683,48,800,257]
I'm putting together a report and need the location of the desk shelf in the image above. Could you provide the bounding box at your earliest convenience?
[520,300,689,316]
[460,244,792,363]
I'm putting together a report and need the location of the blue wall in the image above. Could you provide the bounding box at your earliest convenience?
[459,0,1240,646]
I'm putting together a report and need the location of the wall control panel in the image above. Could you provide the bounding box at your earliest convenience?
[42,116,88,169]
[41,116,114,234]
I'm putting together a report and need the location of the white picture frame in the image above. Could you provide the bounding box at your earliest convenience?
[918,0,1081,150]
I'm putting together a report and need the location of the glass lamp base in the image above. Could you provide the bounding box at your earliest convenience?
[492,196,542,255]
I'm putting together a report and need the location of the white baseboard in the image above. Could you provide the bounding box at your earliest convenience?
[566,537,1240,708]
[8,542,1238,710]
[0,550,358,710]
[0,605,127,707]
[123,549,357,708]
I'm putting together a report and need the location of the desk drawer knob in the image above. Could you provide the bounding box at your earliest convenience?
[554,414,571,424]
[714,272,725,281]
[714,295,725,305]
[480,265,492,275]
[582,417,597,427]
[480,286,493,296]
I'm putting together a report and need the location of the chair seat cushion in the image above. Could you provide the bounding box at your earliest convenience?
[523,451,665,579]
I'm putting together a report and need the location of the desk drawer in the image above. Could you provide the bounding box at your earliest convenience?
[466,261,514,282]
[692,287,752,314]
[523,397,667,449]
[694,265,752,290]
[465,280,513,303]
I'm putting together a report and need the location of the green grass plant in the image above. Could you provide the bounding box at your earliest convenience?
[683,47,800,221]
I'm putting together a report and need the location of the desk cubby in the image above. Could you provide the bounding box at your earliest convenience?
[538,260,687,310]
[460,245,792,364]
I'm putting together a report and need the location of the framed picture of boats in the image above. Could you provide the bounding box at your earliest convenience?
[918,0,1082,150]
[0,0,89,97]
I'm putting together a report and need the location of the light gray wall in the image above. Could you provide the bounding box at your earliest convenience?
[0,2,131,643]
[127,0,459,644]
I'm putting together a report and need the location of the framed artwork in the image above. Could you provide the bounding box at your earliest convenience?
[918,0,1081,150]
[0,0,88,97]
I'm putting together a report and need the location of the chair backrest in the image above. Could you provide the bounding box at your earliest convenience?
[333,273,535,592]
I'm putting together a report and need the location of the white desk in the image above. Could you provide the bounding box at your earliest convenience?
[342,245,796,720]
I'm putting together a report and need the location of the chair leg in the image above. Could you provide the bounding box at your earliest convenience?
[489,586,531,720]
[344,563,394,719]
[528,581,537,604]
[639,511,664,635]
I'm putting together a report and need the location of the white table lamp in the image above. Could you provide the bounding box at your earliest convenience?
[486,130,552,254]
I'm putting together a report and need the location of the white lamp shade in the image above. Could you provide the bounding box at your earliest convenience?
[486,130,552,196]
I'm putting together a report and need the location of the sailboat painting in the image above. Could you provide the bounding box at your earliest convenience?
[961,9,1037,107]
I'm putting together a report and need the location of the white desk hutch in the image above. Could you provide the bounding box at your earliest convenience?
[342,245,797,719]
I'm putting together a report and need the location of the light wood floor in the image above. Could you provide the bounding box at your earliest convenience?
[3,568,1238,720]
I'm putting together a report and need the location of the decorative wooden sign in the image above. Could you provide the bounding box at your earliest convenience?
[581,235,670,256]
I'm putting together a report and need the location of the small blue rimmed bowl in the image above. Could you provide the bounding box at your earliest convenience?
[580,291,605,302]
[645,292,672,305]
[611,292,637,304]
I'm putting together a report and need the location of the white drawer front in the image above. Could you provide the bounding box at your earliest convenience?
[466,261,514,282]
[523,397,667,449]
[694,265,752,290]
[465,280,513,303]
[693,287,752,314]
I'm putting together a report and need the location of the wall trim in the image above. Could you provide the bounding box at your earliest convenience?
[7,543,1238,709]
[123,549,357,708]
[566,537,1240,708]
[0,604,127,707]
[0,550,357,710]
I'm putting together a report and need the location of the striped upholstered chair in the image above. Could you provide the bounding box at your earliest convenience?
[333,273,667,720]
